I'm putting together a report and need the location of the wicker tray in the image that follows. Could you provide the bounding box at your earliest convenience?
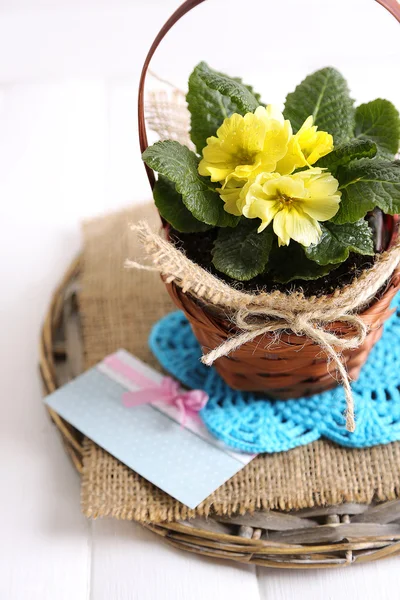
[39,255,400,569]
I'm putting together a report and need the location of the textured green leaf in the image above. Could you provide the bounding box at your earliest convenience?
[266,242,339,283]
[187,62,260,153]
[232,77,263,104]
[305,220,374,266]
[284,67,355,145]
[333,159,400,224]
[355,99,400,159]
[153,176,211,233]
[142,141,239,228]
[212,220,273,281]
[315,139,377,172]
[192,62,260,114]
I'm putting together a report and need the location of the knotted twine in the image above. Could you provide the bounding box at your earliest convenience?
[127,221,400,432]
[202,308,366,432]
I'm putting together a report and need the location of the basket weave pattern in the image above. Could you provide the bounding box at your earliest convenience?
[166,272,400,399]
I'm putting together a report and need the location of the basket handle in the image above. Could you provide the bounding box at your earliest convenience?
[138,0,206,189]
[138,0,400,190]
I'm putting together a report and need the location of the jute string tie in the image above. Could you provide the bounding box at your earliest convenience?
[201,307,368,432]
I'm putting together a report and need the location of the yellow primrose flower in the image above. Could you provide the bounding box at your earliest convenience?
[217,177,245,216]
[241,168,341,247]
[276,116,333,175]
[198,105,292,184]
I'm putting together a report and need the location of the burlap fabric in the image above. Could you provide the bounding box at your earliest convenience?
[80,203,400,523]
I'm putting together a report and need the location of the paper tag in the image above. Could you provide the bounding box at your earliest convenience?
[45,350,256,508]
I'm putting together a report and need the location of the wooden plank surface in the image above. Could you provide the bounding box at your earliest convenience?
[0,2,399,598]
[91,520,260,600]
[257,557,400,600]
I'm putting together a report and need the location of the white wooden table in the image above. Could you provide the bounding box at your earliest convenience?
[0,1,399,597]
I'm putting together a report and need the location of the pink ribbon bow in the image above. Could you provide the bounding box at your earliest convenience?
[103,355,208,426]
[123,376,208,426]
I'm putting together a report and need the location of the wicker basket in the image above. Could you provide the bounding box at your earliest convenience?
[166,274,400,398]
[138,0,400,400]
[40,255,400,569]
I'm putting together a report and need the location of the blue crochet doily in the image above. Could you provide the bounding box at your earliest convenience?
[149,296,400,453]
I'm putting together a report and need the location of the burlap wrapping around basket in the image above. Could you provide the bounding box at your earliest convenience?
[80,203,400,523]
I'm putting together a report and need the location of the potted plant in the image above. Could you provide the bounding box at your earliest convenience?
[137,58,400,431]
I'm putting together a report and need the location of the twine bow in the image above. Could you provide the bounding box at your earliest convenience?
[201,308,369,432]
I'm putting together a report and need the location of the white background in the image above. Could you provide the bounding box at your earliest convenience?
[0,1,399,598]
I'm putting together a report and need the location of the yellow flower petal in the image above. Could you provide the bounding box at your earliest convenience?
[299,169,340,197]
[275,136,307,175]
[275,116,333,175]
[201,138,234,163]
[281,206,322,247]
[234,158,263,179]
[222,197,242,216]
[298,115,314,132]
[218,177,245,215]
[300,195,341,221]
[305,132,333,164]
[261,120,292,169]
[238,172,279,211]
[255,104,285,125]
[198,162,233,182]
[273,210,291,246]
[243,197,280,232]
[263,175,305,200]
[296,118,333,165]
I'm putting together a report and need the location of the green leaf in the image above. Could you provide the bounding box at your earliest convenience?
[212,220,273,281]
[142,140,239,228]
[315,139,377,172]
[355,99,400,159]
[266,242,339,283]
[333,159,400,224]
[187,62,260,153]
[153,176,211,233]
[192,62,260,114]
[232,77,263,104]
[305,220,374,266]
[284,67,355,145]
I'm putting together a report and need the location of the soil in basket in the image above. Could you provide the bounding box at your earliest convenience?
[170,228,375,298]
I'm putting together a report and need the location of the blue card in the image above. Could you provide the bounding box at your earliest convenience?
[45,350,256,509]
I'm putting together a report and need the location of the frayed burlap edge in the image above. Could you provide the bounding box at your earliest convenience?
[81,436,400,523]
[128,220,400,314]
